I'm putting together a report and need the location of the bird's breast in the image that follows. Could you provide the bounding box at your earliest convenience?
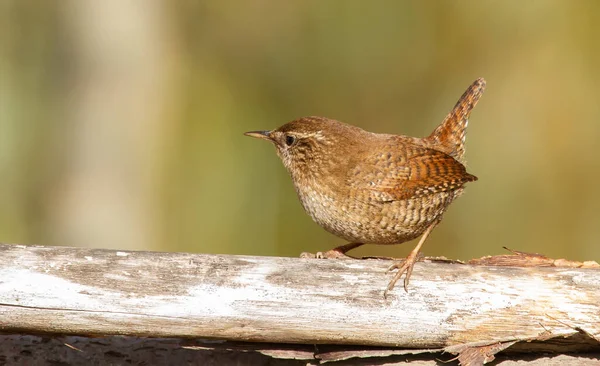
[293,179,461,244]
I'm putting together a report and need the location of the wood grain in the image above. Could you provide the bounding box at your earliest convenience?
[0,243,598,353]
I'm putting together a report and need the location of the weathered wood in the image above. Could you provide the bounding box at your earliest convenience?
[0,243,598,359]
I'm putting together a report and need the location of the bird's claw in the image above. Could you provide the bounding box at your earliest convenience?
[383,253,421,298]
[299,250,353,259]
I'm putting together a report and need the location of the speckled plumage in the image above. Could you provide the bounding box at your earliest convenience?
[245,78,485,294]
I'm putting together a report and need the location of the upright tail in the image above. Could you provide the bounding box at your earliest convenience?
[426,78,486,164]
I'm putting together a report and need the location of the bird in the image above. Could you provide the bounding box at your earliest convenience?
[244,78,485,296]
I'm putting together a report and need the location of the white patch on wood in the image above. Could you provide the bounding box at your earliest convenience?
[0,269,104,309]
[104,273,132,282]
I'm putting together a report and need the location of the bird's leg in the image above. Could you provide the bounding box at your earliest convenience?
[300,242,364,259]
[384,222,437,297]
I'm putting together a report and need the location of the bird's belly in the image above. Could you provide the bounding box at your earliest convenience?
[297,187,461,244]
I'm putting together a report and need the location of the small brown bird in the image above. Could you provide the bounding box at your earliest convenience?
[245,78,485,296]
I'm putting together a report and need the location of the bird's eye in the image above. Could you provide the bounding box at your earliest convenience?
[285,135,296,146]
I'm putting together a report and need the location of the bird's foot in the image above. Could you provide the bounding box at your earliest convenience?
[300,242,363,259]
[300,249,355,259]
[383,251,424,298]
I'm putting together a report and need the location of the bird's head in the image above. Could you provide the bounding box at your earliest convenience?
[245,116,363,177]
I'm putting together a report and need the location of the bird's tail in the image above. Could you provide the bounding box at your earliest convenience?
[426,78,486,164]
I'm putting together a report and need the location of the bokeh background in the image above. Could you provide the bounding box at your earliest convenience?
[1,1,599,262]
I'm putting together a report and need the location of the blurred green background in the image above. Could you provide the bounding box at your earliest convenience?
[1,1,599,262]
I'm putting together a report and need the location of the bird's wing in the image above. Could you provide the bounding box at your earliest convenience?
[348,145,477,202]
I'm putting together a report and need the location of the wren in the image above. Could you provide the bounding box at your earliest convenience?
[245,78,485,296]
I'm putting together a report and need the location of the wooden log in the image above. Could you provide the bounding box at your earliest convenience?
[0,243,598,364]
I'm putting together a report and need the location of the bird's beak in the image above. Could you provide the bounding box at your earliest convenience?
[244,130,272,141]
